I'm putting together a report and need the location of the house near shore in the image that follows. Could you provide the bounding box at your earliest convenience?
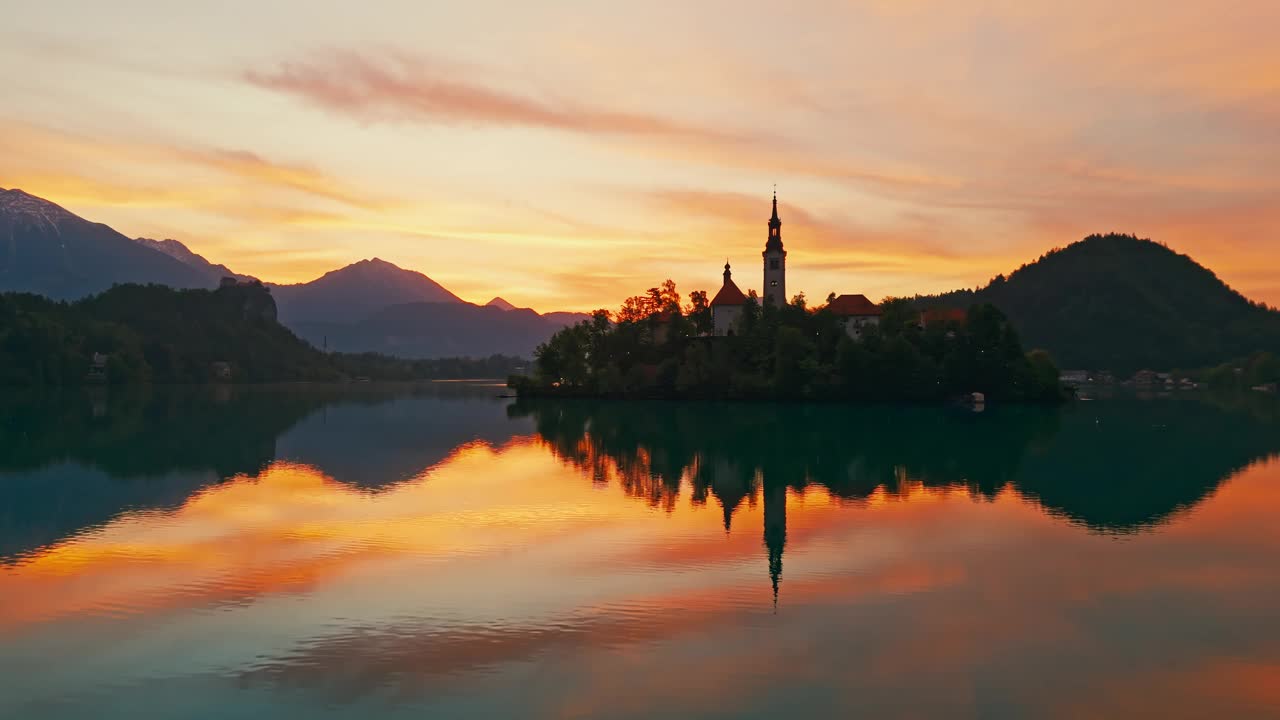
[86,352,108,382]
[827,294,882,339]
[919,307,967,330]
[709,192,882,340]
[1061,370,1090,385]
[211,361,232,381]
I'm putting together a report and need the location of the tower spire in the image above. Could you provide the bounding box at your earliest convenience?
[763,191,786,305]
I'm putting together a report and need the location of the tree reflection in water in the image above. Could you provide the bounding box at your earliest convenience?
[512,396,1280,598]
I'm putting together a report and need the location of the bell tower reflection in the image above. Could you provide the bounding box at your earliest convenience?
[706,459,789,605]
[763,481,787,607]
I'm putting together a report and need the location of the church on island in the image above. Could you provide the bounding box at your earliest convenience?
[710,192,882,339]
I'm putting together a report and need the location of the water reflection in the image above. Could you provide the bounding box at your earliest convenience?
[516,395,1280,530]
[2,387,1279,718]
[4,388,1278,569]
[0,384,529,561]
[512,396,1280,604]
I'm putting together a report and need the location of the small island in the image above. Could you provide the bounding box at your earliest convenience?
[511,194,1064,404]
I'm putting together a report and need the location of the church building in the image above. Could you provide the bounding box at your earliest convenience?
[710,191,788,337]
[710,262,747,336]
[709,192,881,339]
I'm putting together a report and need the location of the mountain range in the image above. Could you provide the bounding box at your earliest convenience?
[0,188,585,358]
[4,188,1278,370]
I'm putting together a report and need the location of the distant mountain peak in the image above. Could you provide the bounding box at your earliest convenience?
[272,256,464,324]
[486,296,518,311]
[134,237,255,284]
[321,257,410,275]
[0,187,79,231]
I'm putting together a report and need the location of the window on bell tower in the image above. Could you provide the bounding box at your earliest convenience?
[769,258,779,270]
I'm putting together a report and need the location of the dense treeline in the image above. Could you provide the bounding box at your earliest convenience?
[0,285,527,385]
[1198,352,1280,390]
[327,352,527,381]
[512,281,1064,402]
[912,233,1280,375]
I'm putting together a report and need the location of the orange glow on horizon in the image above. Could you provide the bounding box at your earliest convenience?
[3,0,1279,311]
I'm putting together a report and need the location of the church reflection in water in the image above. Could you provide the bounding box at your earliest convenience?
[3,385,1279,585]
[4,385,1280,720]
[510,395,1280,600]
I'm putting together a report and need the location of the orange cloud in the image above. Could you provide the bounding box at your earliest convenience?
[244,50,750,143]
[174,147,387,210]
[0,119,387,215]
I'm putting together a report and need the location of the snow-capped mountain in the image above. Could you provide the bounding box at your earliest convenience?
[0,188,211,299]
[0,188,79,233]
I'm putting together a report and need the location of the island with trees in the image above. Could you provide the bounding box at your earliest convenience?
[510,281,1066,404]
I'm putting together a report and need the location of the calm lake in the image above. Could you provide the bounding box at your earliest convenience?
[2,384,1279,718]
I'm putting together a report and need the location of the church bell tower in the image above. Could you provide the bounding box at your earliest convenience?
[763,190,786,306]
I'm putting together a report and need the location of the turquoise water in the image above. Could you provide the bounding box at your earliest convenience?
[2,385,1279,718]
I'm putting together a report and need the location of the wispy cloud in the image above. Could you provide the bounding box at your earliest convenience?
[175,147,386,210]
[0,119,388,213]
[244,50,748,144]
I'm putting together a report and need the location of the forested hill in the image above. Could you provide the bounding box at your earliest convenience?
[0,284,528,385]
[0,283,335,384]
[914,234,1280,374]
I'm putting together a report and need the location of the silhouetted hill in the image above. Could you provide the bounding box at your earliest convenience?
[134,237,255,284]
[486,296,518,311]
[0,282,345,384]
[291,302,588,359]
[272,258,463,324]
[915,234,1280,374]
[0,188,211,298]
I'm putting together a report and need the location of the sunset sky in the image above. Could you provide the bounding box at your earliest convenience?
[3,1,1278,311]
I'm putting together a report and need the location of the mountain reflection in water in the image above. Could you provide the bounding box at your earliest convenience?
[1,385,1279,719]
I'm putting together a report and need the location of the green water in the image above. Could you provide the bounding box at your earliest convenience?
[1,384,1278,718]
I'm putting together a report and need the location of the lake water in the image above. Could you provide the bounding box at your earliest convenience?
[2,384,1279,719]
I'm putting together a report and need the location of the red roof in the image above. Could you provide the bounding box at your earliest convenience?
[710,278,748,306]
[827,294,880,316]
[921,307,967,326]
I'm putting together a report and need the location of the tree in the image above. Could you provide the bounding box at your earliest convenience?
[686,290,711,335]
[773,326,814,395]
